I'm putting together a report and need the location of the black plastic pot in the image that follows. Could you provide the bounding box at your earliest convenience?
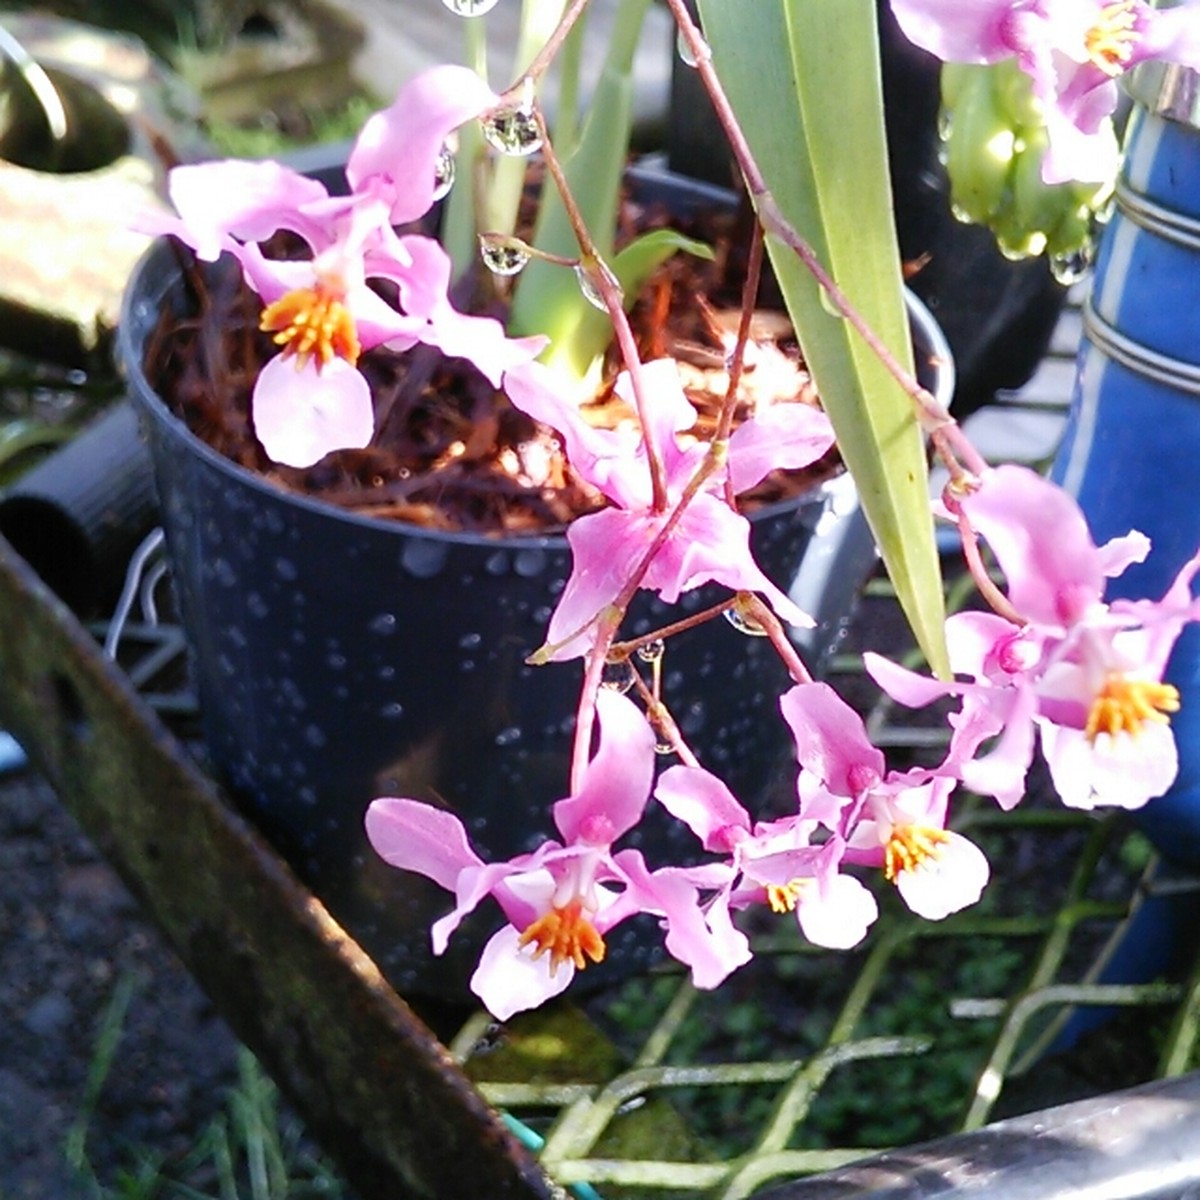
[118,219,951,1001]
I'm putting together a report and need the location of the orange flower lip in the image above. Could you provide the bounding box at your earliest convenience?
[260,283,362,369]
[1084,0,1139,76]
[884,825,951,882]
[518,898,607,974]
[1085,672,1180,742]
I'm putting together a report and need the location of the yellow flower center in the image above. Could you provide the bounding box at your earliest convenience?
[259,283,361,369]
[1084,1,1138,76]
[517,899,606,975]
[1085,672,1179,742]
[884,825,950,882]
[766,880,806,914]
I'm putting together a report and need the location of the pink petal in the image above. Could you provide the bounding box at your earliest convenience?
[889,0,1015,63]
[251,356,375,468]
[167,159,331,261]
[780,682,886,798]
[727,404,835,494]
[364,797,483,891]
[961,465,1107,626]
[654,765,751,852]
[347,65,500,225]
[553,691,654,845]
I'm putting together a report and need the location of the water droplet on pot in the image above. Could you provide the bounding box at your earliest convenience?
[326,652,347,670]
[681,700,707,735]
[274,557,298,581]
[377,664,396,681]
[442,0,501,14]
[485,549,509,575]
[601,660,636,694]
[513,548,547,577]
[246,592,269,619]
[495,725,522,746]
[402,539,448,578]
[636,639,665,664]
[459,632,482,649]
[303,725,327,748]
[460,658,476,672]
[370,612,397,635]
[480,236,531,276]
[380,701,404,719]
[432,143,456,200]
[481,105,542,156]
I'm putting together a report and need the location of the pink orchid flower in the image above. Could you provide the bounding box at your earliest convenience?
[868,465,1200,811]
[890,0,1200,182]
[365,690,744,1018]
[504,358,836,659]
[781,682,989,920]
[656,764,878,950]
[147,66,541,468]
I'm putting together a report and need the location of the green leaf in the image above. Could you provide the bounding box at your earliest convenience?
[697,0,949,676]
[612,228,715,288]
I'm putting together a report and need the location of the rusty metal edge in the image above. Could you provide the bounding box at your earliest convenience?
[0,535,557,1200]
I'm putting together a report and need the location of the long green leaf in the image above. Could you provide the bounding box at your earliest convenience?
[698,0,949,677]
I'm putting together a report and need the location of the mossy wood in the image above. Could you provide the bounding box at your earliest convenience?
[0,534,555,1200]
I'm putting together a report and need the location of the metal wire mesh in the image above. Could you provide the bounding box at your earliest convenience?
[446,575,1200,1200]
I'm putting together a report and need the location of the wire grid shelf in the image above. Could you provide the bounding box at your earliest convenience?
[441,573,1200,1200]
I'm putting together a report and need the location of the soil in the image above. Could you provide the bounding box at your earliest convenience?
[143,184,837,535]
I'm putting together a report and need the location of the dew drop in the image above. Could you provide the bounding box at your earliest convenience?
[401,539,448,578]
[274,557,298,581]
[432,143,456,201]
[380,701,404,719]
[458,631,483,649]
[600,660,636,694]
[481,106,542,156]
[574,261,621,311]
[485,549,509,575]
[636,639,666,664]
[441,0,501,14]
[513,548,547,578]
[1050,245,1092,286]
[675,27,707,67]
[724,606,770,637]
[369,612,398,636]
[655,739,675,756]
[818,287,846,318]
[480,236,531,277]
[495,725,522,746]
[303,724,328,748]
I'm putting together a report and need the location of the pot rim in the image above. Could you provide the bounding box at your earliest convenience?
[118,235,954,550]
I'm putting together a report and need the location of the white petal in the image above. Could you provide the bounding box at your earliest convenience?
[895,832,989,920]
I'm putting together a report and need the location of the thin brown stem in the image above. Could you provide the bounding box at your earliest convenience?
[533,106,670,512]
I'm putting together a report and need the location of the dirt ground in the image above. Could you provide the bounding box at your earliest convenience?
[0,769,241,1196]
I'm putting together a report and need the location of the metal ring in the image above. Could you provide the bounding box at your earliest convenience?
[1083,300,1200,395]
[1115,176,1200,251]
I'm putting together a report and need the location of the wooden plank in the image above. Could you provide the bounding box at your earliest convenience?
[0,535,555,1200]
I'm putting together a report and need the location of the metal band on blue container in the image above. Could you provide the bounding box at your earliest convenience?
[1082,300,1200,395]
[1115,176,1200,252]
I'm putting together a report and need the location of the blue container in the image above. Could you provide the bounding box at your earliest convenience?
[1052,63,1200,865]
[1048,64,1200,1046]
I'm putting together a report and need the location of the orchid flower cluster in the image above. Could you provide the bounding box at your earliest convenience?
[149,0,1200,1020]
